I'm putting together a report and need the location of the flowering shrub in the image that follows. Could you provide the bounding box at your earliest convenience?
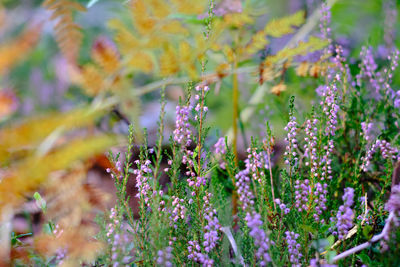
[2,0,400,266]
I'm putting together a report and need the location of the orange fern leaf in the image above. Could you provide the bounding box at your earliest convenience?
[43,0,86,64]
[0,25,41,74]
[91,37,120,74]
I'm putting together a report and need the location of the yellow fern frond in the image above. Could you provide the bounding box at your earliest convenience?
[244,30,270,55]
[127,51,154,73]
[171,0,207,15]
[159,45,179,76]
[147,0,171,18]
[264,10,305,38]
[79,64,105,95]
[130,0,156,35]
[179,41,197,79]
[161,20,189,35]
[265,37,328,65]
[0,107,107,162]
[0,25,41,74]
[224,13,254,28]
[108,19,142,54]
[0,135,116,210]
[43,0,86,64]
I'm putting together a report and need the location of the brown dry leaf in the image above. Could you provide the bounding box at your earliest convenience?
[271,83,286,96]
[91,37,120,74]
[296,62,309,77]
[0,89,18,120]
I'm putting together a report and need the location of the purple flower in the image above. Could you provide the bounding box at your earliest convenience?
[173,104,193,146]
[235,169,255,211]
[294,180,311,212]
[304,118,318,178]
[331,187,355,239]
[285,231,302,265]
[284,115,299,167]
[245,212,272,266]
[386,185,400,215]
[133,159,153,206]
[214,137,226,154]
[156,247,173,267]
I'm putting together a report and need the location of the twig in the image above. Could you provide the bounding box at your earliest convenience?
[333,212,395,263]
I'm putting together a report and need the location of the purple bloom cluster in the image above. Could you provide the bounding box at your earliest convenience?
[321,83,339,136]
[331,187,355,239]
[235,169,255,211]
[188,240,214,266]
[202,192,220,253]
[294,179,311,212]
[285,231,302,266]
[304,118,318,178]
[106,208,132,266]
[313,182,328,223]
[245,147,269,184]
[213,137,226,154]
[169,196,186,229]
[284,115,298,167]
[275,199,290,214]
[156,247,173,267]
[386,185,400,216]
[361,122,374,142]
[133,159,152,206]
[173,104,193,146]
[321,140,334,180]
[361,139,400,172]
[319,2,332,46]
[245,212,272,266]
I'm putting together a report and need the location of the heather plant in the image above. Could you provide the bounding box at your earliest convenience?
[2,0,400,266]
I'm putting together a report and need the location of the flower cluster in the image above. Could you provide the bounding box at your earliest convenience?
[106,208,132,266]
[235,169,255,211]
[304,118,319,178]
[133,159,153,206]
[187,240,214,266]
[245,147,269,184]
[245,212,272,266]
[386,185,400,216]
[173,104,193,146]
[169,196,186,229]
[202,192,220,253]
[285,231,302,266]
[275,199,290,214]
[156,247,173,267]
[313,182,328,223]
[321,82,339,136]
[294,179,311,212]
[331,187,355,239]
[213,137,226,154]
[361,122,374,142]
[284,115,298,167]
[361,139,400,172]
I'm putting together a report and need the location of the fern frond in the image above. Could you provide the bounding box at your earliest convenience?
[0,25,41,74]
[159,45,179,76]
[91,37,120,74]
[171,0,207,15]
[264,10,305,38]
[79,64,105,95]
[0,106,107,162]
[0,135,116,210]
[43,0,86,64]
[265,37,328,65]
[147,0,171,18]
